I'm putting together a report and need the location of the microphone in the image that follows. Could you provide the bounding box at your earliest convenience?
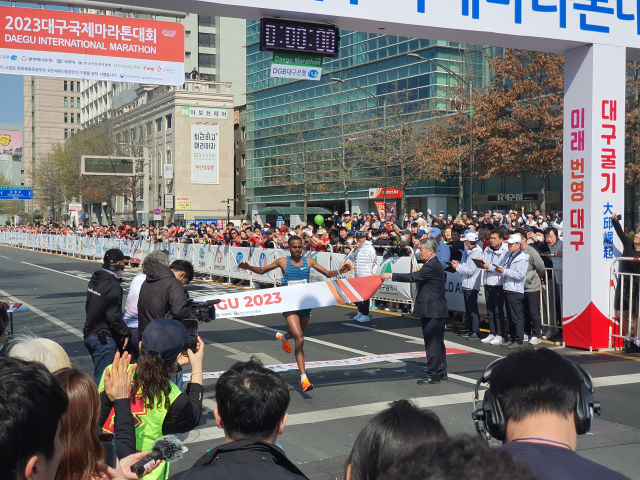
[203,299,221,306]
[130,435,186,476]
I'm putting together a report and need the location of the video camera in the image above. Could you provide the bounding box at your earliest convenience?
[186,298,220,323]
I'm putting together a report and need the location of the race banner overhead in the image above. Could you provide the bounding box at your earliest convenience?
[0,6,184,85]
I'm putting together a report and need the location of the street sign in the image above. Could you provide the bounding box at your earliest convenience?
[81,156,136,176]
[163,164,174,179]
[164,194,174,209]
[154,208,161,216]
[0,186,33,200]
[154,214,162,220]
[69,203,82,212]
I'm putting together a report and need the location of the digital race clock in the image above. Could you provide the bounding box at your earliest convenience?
[260,18,340,57]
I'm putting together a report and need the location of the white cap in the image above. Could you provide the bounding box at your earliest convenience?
[463,232,479,242]
[508,233,522,244]
[343,210,350,215]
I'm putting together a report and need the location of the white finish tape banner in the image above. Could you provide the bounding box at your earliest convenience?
[194,275,384,318]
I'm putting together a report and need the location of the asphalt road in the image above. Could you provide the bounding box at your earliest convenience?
[2,244,640,479]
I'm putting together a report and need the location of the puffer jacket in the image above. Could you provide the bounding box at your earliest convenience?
[84,269,130,340]
[137,264,190,340]
[523,244,546,293]
[345,240,378,277]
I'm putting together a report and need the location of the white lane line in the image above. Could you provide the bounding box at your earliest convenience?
[342,323,503,359]
[185,391,477,444]
[223,316,390,358]
[0,254,10,259]
[21,262,88,281]
[593,373,640,387]
[0,288,83,339]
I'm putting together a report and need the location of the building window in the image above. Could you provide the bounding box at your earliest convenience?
[185,30,191,38]
[241,180,246,194]
[132,128,136,141]
[64,113,68,123]
[140,125,144,139]
[64,129,68,139]
[70,81,74,92]
[77,82,80,91]
[77,97,80,108]
[241,153,246,167]
[156,118,162,132]
[64,97,68,107]
[166,114,172,129]
[198,53,216,68]
[70,97,74,108]
[198,15,215,27]
[64,81,68,91]
[241,126,245,140]
[198,32,215,48]
[185,51,191,59]
[71,113,74,123]
[77,113,80,123]
[147,122,152,135]
[71,129,75,135]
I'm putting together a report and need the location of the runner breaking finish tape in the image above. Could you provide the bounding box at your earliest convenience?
[236,235,352,392]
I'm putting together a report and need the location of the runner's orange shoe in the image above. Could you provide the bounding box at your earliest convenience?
[301,377,314,392]
[276,332,292,354]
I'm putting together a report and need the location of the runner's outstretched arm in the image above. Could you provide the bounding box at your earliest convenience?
[237,258,285,275]
[307,257,352,278]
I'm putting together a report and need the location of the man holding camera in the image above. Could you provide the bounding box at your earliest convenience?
[84,248,132,385]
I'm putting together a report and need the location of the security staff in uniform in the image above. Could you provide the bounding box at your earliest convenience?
[452,232,484,340]
[84,248,131,385]
[381,238,448,384]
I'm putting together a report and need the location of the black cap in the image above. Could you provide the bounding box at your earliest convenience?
[142,318,188,362]
[103,248,130,264]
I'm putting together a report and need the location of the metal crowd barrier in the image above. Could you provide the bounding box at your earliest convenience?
[540,268,563,336]
[609,257,640,349]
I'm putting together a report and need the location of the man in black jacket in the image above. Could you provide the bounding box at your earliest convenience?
[382,237,449,385]
[137,259,194,341]
[170,359,308,480]
[84,248,131,385]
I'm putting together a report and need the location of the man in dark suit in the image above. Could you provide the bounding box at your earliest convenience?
[381,237,449,384]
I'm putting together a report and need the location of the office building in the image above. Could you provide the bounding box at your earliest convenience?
[110,79,235,226]
[234,105,247,217]
[245,24,564,222]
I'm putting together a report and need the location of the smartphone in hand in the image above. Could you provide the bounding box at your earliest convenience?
[99,433,117,469]
[182,319,198,354]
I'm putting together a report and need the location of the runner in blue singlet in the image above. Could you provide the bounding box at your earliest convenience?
[238,235,351,392]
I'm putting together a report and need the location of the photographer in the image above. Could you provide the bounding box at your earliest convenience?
[84,248,132,385]
[137,259,194,341]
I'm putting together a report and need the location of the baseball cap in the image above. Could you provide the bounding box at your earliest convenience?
[266,228,275,235]
[343,210,351,215]
[142,318,188,362]
[463,232,479,242]
[417,229,427,237]
[401,229,411,235]
[103,248,130,265]
[280,226,288,232]
[430,227,442,237]
[508,234,523,244]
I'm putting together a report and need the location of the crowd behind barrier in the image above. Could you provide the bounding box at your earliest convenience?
[0,232,570,328]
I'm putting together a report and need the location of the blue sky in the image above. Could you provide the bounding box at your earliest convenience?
[0,3,68,126]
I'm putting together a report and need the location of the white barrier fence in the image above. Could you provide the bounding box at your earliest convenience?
[0,232,488,311]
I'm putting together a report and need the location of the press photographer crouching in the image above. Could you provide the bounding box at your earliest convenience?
[473,347,629,480]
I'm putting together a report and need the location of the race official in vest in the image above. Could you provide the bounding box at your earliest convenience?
[381,238,448,384]
[451,232,484,340]
[98,319,204,480]
[83,248,131,385]
[428,227,451,268]
[492,233,529,349]
[345,232,379,323]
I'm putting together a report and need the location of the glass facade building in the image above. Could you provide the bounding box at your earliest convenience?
[245,21,562,219]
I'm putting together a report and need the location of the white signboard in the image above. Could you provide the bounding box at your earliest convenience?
[68,203,82,212]
[163,163,173,179]
[181,106,228,120]
[191,124,219,184]
[270,52,323,81]
[164,194,174,209]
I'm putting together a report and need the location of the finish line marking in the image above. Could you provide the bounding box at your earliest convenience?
[183,349,471,381]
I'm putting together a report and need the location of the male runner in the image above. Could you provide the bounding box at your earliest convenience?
[238,236,352,392]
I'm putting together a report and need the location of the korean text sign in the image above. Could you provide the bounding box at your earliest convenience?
[191,124,219,184]
[0,6,184,85]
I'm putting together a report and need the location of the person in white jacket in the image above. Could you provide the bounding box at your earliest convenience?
[451,232,484,340]
[479,229,509,345]
[489,234,529,349]
[345,233,379,323]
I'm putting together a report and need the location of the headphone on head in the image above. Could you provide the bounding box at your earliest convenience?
[472,356,601,442]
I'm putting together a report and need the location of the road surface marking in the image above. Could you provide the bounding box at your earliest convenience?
[342,323,503,359]
[222,316,400,360]
[0,288,83,339]
[21,262,88,281]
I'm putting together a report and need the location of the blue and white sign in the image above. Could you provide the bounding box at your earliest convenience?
[154,208,161,216]
[270,52,324,81]
[0,186,33,200]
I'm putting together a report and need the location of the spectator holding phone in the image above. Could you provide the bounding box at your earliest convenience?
[98,319,204,480]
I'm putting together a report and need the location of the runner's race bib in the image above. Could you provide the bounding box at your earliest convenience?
[288,279,307,286]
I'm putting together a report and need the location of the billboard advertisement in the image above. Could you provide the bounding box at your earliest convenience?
[0,6,184,85]
[0,130,22,155]
[191,124,219,184]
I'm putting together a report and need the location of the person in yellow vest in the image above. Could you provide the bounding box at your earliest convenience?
[98,318,205,480]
